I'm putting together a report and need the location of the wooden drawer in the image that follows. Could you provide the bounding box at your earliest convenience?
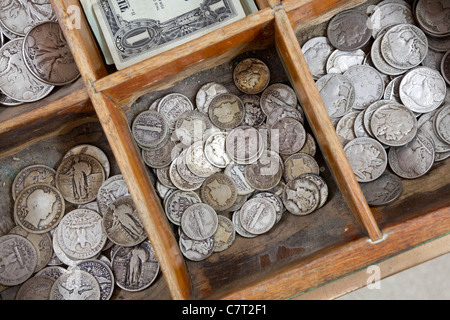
[0,0,449,300]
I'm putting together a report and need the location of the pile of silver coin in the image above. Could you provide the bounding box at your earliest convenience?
[133,57,328,261]
[0,144,159,300]
[0,1,79,106]
[303,0,449,206]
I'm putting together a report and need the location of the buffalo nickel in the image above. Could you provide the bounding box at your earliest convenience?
[327,9,371,51]
[302,37,334,80]
[316,73,355,118]
[326,49,366,74]
[360,172,403,206]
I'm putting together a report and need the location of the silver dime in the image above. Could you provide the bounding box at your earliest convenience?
[208,93,245,130]
[434,104,450,144]
[15,275,55,300]
[344,137,388,182]
[270,117,306,155]
[302,37,334,80]
[179,231,215,261]
[327,10,372,51]
[204,131,231,169]
[344,65,385,110]
[224,161,255,196]
[415,0,450,37]
[360,172,403,206]
[260,83,298,116]
[169,157,204,191]
[196,82,228,114]
[326,49,366,74]
[97,175,130,216]
[142,139,179,169]
[283,177,320,216]
[50,269,100,300]
[316,73,355,118]
[245,150,283,191]
[225,125,264,164]
[283,152,320,183]
[157,93,194,129]
[70,259,114,300]
[389,133,435,179]
[253,192,285,223]
[239,198,277,235]
[11,164,56,201]
[175,110,213,146]
[185,141,220,178]
[200,173,238,212]
[132,110,169,150]
[164,189,201,226]
[299,173,329,209]
[399,66,447,113]
[63,144,111,178]
[266,105,304,129]
[369,2,415,38]
[181,203,218,241]
[212,215,236,253]
[232,210,257,238]
[156,166,177,189]
[241,94,266,127]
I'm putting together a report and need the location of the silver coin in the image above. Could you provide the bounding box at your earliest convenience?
[0,91,22,106]
[142,139,179,169]
[96,175,130,216]
[389,133,435,179]
[179,231,215,261]
[51,233,81,267]
[181,203,218,241]
[363,100,393,138]
[369,2,415,38]
[260,83,298,115]
[63,144,110,178]
[422,48,445,70]
[360,172,403,206]
[241,94,266,127]
[164,189,201,226]
[253,192,285,223]
[225,125,264,164]
[336,111,359,146]
[283,152,320,183]
[344,65,385,110]
[399,66,447,113]
[415,0,450,37]
[442,50,450,85]
[11,164,56,200]
[384,76,404,102]
[371,103,418,146]
[185,141,220,178]
[417,107,450,152]
[175,110,213,146]
[70,259,114,300]
[435,150,450,161]
[36,266,67,280]
[196,82,228,114]
[224,161,255,196]
[156,166,177,189]
[15,275,55,300]
[266,105,304,129]
[270,117,306,155]
[245,150,283,191]
[176,149,206,184]
[169,157,203,192]
[239,198,277,235]
[427,35,450,53]
[50,269,100,300]
[302,37,334,80]
[0,234,37,286]
[204,131,231,169]
[371,36,407,76]
[0,39,54,102]
[232,210,257,238]
[283,177,320,216]
[344,137,388,182]
[157,93,194,129]
[354,109,371,138]
[208,93,245,130]
[299,173,329,209]
[326,49,366,74]
[226,193,250,212]
[434,104,450,144]
[316,73,356,118]
[200,173,238,212]
[132,110,169,150]
[212,215,236,253]
[299,133,318,157]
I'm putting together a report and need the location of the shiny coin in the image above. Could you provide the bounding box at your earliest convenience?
[15,275,55,300]
[253,191,285,223]
[434,104,450,144]
[369,2,415,38]
[270,117,306,155]
[204,131,231,169]
[55,154,106,205]
[208,93,245,130]
[181,203,218,241]
[442,50,450,85]
[327,10,372,51]
[326,49,366,74]
[233,58,270,94]
[225,125,264,164]
[23,21,80,85]
[282,177,320,216]
[266,105,304,128]
[212,215,236,253]
[245,150,283,191]
[336,111,359,146]
[164,190,201,226]
[175,110,213,146]
[185,141,220,178]
[389,133,435,179]
[239,198,277,235]
[316,73,355,118]
[0,234,37,286]
[344,65,385,110]
[14,183,65,234]
[132,110,169,150]
[200,173,238,212]
[360,172,403,206]
[224,161,255,196]
[299,173,329,209]
[179,231,215,261]
[260,83,298,115]
[302,37,334,80]
[96,175,130,216]
[63,144,110,178]
[50,269,100,300]
[241,94,266,127]
[283,153,320,183]
[157,93,194,129]
[52,233,81,267]
[415,0,450,37]
[196,82,228,114]
[344,137,388,182]
[12,164,56,200]
[70,259,114,300]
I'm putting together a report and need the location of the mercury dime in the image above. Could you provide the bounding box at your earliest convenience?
[232,210,257,238]
[175,110,213,146]
[326,49,366,74]
[179,231,215,261]
[132,110,169,150]
[389,133,435,179]
[253,192,285,223]
[360,172,403,206]
[181,203,218,241]
[55,154,106,205]
[164,190,201,226]
[15,275,55,300]
[415,0,450,37]
[200,173,237,212]
[14,184,65,234]
[212,215,236,253]
[344,65,385,110]
[241,94,266,127]
[142,139,178,169]
[239,198,276,235]
[434,104,450,144]
[270,117,306,155]
[399,66,446,113]
[0,39,54,102]
[233,58,270,94]
[302,37,334,80]
[266,105,304,129]
[169,159,203,191]
[316,73,355,118]
[283,178,320,216]
[63,144,111,178]
[224,161,255,196]
[12,164,56,200]
[225,126,264,164]
[204,131,231,169]
[50,269,100,300]
[336,111,359,146]
[442,50,450,85]
[157,93,194,129]
[369,2,415,38]
[344,137,388,182]
[260,83,298,115]
[208,93,245,130]
[245,150,283,191]
[70,259,114,300]
[283,153,320,183]
[102,195,147,247]
[23,21,80,85]
[327,10,372,51]
[371,103,418,146]
[196,82,228,114]
[300,173,329,209]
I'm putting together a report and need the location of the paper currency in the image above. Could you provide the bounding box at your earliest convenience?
[91,0,246,70]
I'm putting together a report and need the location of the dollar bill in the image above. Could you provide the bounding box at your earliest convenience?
[91,0,246,70]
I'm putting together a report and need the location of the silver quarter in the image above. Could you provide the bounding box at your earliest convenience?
[50,269,100,300]
[360,172,403,206]
[96,175,130,216]
[316,73,355,118]
[63,144,110,178]
[15,275,55,300]
[302,37,334,80]
[11,164,56,201]
[196,82,228,114]
[260,83,298,115]
[239,198,277,235]
[283,177,320,216]
[344,65,385,110]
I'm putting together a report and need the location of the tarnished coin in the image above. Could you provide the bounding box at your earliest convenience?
[55,154,106,205]
[245,150,283,191]
[316,73,355,118]
[266,105,304,129]
[156,166,177,189]
[96,175,130,215]
[371,103,418,146]
[344,65,385,110]
[50,269,100,300]
[56,209,107,260]
[200,173,237,212]
[36,266,67,280]
[344,137,388,182]
[233,58,270,94]
[179,231,215,261]
[389,133,435,179]
[369,2,415,38]
[176,149,206,184]
[52,233,82,267]
[63,144,110,178]
[132,110,169,150]
[427,35,450,53]
[23,21,80,85]
[212,215,236,253]
[225,126,264,164]
[371,36,407,76]
[175,110,213,146]
[418,108,450,152]
[253,192,285,223]
[326,49,366,74]
[204,131,231,169]
[14,183,65,234]
[270,117,306,155]
[336,111,359,146]
[196,82,228,114]
[384,76,404,103]
[300,173,329,209]
[434,104,450,144]
[142,139,179,169]
[169,157,203,191]
[164,189,201,226]
[12,164,56,200]
[102,195,147,247]
[399,66,447,113]
[422,48,445,71]
[157,93,194,129]
[299,133,317,157]
[241,94,266,127]
[260,83,298,115]
[0,234,37,286]
[0,39,54,102]
[239,198,277,235]
[15,275,55,300]
[302,37,334,80]
[283,177,320,216]
[363,100,393,137]
[185,141,220,178]
[415,0,450,37]
[283,153,320,183]
[354,110,370,138]
[70,259,114,300]
[327,10,372,51]
[224,161,255,196]
[442,50,450,85]
[208,93,245,130]
[181,203,218,241]
[360,172,403,206]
